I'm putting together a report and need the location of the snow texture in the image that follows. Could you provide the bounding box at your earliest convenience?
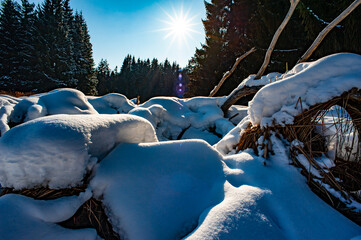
[90,140,225,240]
[226,105,248,125]
[10,88,97,124]
[225,72,282,105]
[0,90,237,145]
[1,53,361,239]
[215,135,361,240]
[249,53,361,126]
[87,93,136,114]
[215,116,252,155]
[0,189,100,240]
[0,114,157,189]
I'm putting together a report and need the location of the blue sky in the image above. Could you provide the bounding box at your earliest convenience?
[20,0,207,69]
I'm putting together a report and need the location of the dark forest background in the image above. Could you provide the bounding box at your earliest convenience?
[0,0,360,102]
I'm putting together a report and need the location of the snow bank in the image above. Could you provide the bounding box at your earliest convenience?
[185,183,284,240]
[0,114,157,189]
[0,104,13,136]
[0,190,100,240]
[87,93,136,114]
[249,53,361,126]
[0,95,18,136]
[225,72,282,105]
[124,96,235,143]
[226,105,248,125]
[181,127,221,145]
[10,88,97,123]
[90,140,225,240]
[215,116,252,155]
[220,136,361,240]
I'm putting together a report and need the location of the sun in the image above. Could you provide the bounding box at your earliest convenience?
[159,5,199,48]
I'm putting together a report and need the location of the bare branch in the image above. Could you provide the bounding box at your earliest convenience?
[298,0,361,64]
[209,47,256,97]
[255,0,300,79]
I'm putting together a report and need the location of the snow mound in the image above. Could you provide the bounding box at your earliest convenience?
[249,53,361,126]
[90,140,225,240]
[0,114,157,189]
[0,190,100,240]
[10,88,97,123]
[215,116,252,155]
[108,96,235,143]
[87,93,136,114]
[185,183,283,240]
[220,136,361,240]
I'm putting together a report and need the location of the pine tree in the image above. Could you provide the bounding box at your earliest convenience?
[0,0,21,91]
[33,0,74,91]
[73,12,97,95]
[17,0,37,91]
[187,0,251,97]
[61,0,77,87]
[96,59,111,95]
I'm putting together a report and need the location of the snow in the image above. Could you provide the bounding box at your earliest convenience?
[90,140,225,240]
[225,72,282,106]
[10,88,98,124]
[1,52,361,239]
[226,105,248,124]
[181,127,221,145]
[218,135,361,240]
[185,183,284,240]
[87,93,136,114]
[0,189,100,240]
[215,116,252,155]
[249,53,361,126]
[0,114,157,189]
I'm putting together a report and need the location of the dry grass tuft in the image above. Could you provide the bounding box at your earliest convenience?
[0,186,120,239]
[236,88,361,226]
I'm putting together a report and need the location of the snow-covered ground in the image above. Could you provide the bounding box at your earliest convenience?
[0,53,361,239]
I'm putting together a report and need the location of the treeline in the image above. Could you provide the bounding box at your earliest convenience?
[0,0,188,100]
[186,0,361,97]
[0,0,97,94]
[96,55,189,102]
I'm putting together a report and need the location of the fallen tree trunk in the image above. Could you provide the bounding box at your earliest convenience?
[298,0,361,64]
[221,85,261,114]
[209,47,256,97]
[255,0,300,79]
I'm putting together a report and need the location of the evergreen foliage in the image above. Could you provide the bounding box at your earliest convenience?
[0,0,21,90]
[187,0,361,98]
[96,55,189,102]
[0,0,97,94]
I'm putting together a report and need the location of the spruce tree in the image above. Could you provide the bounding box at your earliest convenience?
[0,0,21,91]
[17,0,37,91]
[33,0,74,91]
[96,59,111,95]
[73,12,97,95]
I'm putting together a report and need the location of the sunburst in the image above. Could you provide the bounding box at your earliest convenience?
[159,5,200,48]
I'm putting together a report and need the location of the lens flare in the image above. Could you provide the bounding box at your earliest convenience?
[158,5,200,48]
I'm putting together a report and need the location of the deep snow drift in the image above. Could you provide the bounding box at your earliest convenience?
[0,53,361,239]
[249,53,361,127]
[0,114,157,189]
[91,140,225,240]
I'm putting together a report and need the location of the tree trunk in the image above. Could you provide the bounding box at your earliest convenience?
[298,0,361,64]
[255,0,300,79]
